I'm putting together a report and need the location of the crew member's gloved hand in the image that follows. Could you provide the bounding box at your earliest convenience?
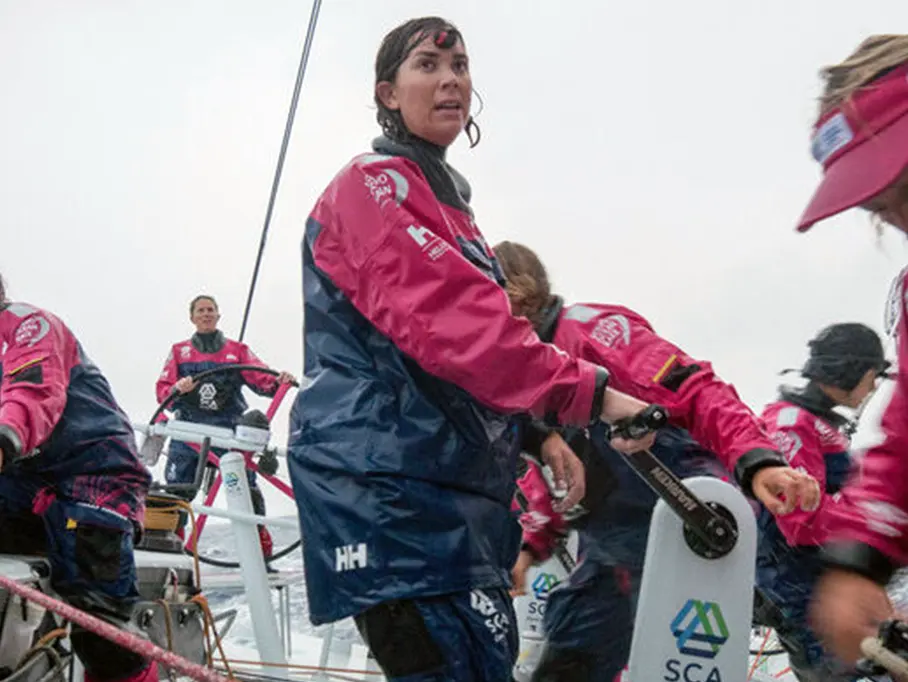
[0,423,23,473]
[258,447,279,476]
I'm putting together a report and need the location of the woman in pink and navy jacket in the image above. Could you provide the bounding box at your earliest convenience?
[155,294,295,557]
[786,34,908,665]
[496,241,820,681]
[0,274,156,682]
[755,323,890,682]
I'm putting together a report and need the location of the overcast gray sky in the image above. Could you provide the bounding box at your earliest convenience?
[2,1,907,513]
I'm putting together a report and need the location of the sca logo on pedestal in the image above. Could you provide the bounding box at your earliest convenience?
[663,599,729,682]
[531,572,560,599]
[527,572,561,617]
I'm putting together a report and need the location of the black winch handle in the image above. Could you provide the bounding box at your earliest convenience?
[611,404,669,440]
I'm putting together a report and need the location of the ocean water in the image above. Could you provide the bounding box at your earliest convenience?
[197,518,908,682]
[197,519,378,680]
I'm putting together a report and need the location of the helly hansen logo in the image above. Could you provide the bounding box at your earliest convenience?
[407,225,449,261]
[335,543,368,572]
[407,225,432,246]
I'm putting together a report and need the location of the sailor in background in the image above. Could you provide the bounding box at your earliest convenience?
[756,323,890,681]
[155,293,295,559]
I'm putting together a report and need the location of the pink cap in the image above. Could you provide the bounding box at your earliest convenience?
[798,63,908,231]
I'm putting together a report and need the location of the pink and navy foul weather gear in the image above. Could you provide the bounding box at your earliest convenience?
[514,296,786,681]
[287,130,619,682]
[0,300,153,682]
[823,269,908,584]
[155,330,280,556]
[756,385,859,679]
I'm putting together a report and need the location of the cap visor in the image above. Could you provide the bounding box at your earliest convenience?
[797,113,908,232]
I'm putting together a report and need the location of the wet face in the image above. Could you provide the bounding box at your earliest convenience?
[190,298,220,334]
[862,166,908,235]
[376,34,471,147]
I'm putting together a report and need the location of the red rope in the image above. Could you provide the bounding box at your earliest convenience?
[0,574,230,682]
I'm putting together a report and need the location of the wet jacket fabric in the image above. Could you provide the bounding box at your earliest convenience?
[287,136,611,625]
[0,301,149,522]
[155,331,278,428]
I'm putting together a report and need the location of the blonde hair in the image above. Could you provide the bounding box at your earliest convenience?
[819,34,908,116]
[492,241,553,327]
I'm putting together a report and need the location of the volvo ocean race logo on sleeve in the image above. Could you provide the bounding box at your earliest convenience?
[13,315,50,348]
[664,599,729,682]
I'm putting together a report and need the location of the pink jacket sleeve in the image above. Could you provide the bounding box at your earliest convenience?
[238,344,279,397]
[764,406,849,546]
[514,459,567,562]
[555,306,782,481]
[155,346,179,404]
[824,271,908,578]
[0,305,75,457]
[310,157,605,426]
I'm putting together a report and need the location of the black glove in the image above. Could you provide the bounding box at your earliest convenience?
[610,404,669,440]
[0,424,22,463]
[258,447,279,476]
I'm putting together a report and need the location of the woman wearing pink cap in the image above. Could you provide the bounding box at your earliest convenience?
[799,35,908,665]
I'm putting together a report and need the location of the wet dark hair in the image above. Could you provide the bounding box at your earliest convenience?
[374,16,481,148]
[799,322,889,391]
[189,294,218,316]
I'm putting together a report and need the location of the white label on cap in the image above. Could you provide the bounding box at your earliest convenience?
[811,112,854,164]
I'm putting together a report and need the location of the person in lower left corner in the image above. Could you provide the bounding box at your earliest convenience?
[0,274,157,682]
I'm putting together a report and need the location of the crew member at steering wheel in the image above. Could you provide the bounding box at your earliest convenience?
[155,294,295,558]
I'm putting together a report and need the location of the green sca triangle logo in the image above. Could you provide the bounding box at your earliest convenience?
[670,600,729,659]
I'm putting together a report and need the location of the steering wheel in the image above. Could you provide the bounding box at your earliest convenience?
[150,363,298,424]
[146,364,300,568]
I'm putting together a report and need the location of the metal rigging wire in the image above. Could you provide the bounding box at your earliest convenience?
[238,0,323,341]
